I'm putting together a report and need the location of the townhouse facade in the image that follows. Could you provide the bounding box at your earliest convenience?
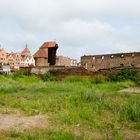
[0,46,35,70]
[20,47,35,67]
[0,48,7,65]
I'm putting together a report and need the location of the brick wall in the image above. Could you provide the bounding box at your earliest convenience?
[56,56,78,67]
[31,66,95,79]
[21,65,140,80]
[35,58,49,67]
[81,52,140,72]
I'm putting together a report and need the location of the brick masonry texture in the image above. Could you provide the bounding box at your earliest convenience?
[81,52,140,72]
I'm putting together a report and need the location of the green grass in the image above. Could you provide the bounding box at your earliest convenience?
[0,74,139,139]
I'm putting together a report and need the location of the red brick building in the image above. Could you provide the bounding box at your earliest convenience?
[56,56,77,67]
[34,41,58,66]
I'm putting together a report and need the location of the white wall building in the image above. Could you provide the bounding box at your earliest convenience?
[20,56,35,67]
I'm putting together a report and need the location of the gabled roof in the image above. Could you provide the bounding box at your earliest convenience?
[6,53,14,59]
[40,41,57,49]
[21,55,34,61]
[9,52,20,59]
[33,49,47,58]
[21,47,31,54]
[33,41,58,58]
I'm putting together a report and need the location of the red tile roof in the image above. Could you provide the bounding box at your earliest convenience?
[21,56,33,61]
[40,41,57,49]
[34,41,58,58]
[33,49,47,58]
[21,47,31,54]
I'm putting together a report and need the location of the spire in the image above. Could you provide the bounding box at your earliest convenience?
[25,43,28,48]
[21,44,31,56]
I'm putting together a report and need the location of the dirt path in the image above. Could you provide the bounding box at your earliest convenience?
[0,108,48,131]
[120,87,140,93]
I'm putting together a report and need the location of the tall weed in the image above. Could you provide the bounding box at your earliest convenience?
[119,96,140,122]
[41,72,56,82]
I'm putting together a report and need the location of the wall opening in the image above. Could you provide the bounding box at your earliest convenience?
[102,56,104,60]
[110,55,114,58]
[48,46,58,65]
[121,54,124,58]
[120,63,124,67]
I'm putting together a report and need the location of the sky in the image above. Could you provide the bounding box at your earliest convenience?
[0,0,140,60]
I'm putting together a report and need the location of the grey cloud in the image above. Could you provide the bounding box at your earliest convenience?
[0,0,140,60]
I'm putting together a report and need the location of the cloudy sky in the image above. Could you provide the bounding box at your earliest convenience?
[0,0,140,60]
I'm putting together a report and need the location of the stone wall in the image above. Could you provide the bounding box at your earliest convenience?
[30,66,95,79]
[20,65,140,80]
[81,52,140,72]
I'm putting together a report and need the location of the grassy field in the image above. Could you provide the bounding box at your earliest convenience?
[0,73,140,140]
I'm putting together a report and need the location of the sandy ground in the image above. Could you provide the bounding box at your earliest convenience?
[120,87,140,93]
[0,108,48,131]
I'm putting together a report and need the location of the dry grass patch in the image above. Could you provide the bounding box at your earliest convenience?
[120,87,140,93]
[0,108,48,131]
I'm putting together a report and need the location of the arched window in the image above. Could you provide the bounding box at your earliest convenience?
[101,56,104,60]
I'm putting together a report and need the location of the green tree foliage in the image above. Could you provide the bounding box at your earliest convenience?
[108,68,140,85]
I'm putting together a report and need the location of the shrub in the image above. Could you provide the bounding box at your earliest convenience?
[134,74,140,86]
[108,67,139,82]
[108,71,118,82]
[41,72,56,82]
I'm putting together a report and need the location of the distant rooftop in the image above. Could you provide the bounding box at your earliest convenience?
[34,41,58,58]
[21,46,31,54]
[40,41,57,49]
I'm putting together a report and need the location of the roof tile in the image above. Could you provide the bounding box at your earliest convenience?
[22,47,31,54]
[40,41,57,49]
[33,49,47,58]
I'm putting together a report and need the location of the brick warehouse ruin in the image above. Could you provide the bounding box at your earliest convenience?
[34,41,58,66]
[81,52,140,72]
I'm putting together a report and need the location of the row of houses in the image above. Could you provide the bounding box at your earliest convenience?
[0,41,78,72]
[0,47,35,70]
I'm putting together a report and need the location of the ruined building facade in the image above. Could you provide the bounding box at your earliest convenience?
[81,52,140,72]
